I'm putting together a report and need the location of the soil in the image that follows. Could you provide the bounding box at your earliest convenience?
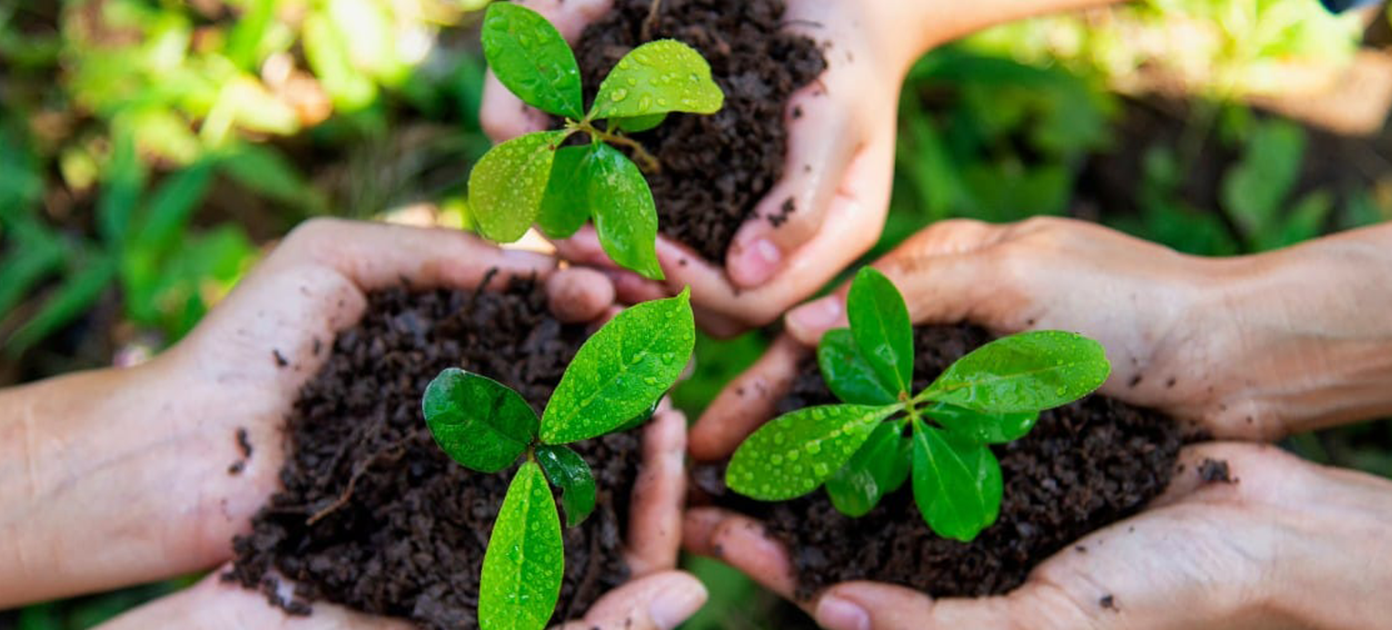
[695,324,1184,600]
[225,278,639,629]
[570,0,827,262]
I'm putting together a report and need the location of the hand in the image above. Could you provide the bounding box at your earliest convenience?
[685,442,1392,630]
[0,219,705,629]
[688,218,1392,460]
[481,0,909,334]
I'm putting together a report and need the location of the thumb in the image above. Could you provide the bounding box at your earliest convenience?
[556,571,708,630]
[784,219,1010,346]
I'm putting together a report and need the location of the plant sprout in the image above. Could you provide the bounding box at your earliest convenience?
[469,2,725,280]
[422,289,694,629]
[726,268,1112,541]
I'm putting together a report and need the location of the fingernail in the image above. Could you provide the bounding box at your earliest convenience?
[788,296,843,332]
[815,595,871,630]
[649,579,709,630]
[732,238,782,287]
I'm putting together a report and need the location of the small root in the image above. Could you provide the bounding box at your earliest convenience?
[306,429,424,525]
[641,0,664,42]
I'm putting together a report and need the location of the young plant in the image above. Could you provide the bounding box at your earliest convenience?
[422,289,694,630]
[469,2,725,281]
[725,268,1111,541]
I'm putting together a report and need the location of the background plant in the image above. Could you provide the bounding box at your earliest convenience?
[467,2,723,280]
[725,269,1111,541]
[421,289,694,629]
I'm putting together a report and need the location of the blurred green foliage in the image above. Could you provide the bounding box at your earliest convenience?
[1,0,1390,627]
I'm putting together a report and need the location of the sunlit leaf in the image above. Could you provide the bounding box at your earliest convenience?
[922,331,1110,413]
[480,462,563,630]
[469,130,568,243]
[590,40,723,120]
[541,289,693,444]
[726,404,897,501]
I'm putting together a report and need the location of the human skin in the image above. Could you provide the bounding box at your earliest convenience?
[0,219,705,630]
[481,0,1121,335]
[685,218,1392,629]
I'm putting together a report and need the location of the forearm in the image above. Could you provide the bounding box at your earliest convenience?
[0,361,243,606]
[1208,223,1392,436]
[879,0,1125,71]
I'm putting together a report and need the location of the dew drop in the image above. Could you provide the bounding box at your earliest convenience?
[611,88,629,102]
[806,442,822,454]
[771,454,784,465]
[814,463,829,476]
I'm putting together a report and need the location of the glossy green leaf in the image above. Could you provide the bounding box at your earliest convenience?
[923,402,1038,445]
[825,422,911,517]
[612,113,667,133]
[481,2,583,119]
[536,145,592,239]
[536,444,596,527]
[422,368,538,473]
[470,130,568,243]
[541,289,694,444]
[588,143,663,280]
[910,419,1002,542]
[479,461,564,630]
[922,330,1110,413]
[847,267,914,396]
[614,399,659,433]
[818,328,898,406]
[589,40,724,120]
[726,404,898,501]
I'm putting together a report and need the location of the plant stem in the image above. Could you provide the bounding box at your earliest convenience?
[641,0,663,42]
[571,120,662,174]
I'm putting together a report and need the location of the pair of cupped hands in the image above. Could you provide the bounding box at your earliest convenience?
[26,0,1392,627]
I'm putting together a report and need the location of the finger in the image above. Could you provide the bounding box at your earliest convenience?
[547,267,616,323]
[97,571,412,630]
[726,87,858,288]
[555,571,708,630]
[784,219,1009,345]
[625,410,688,576]
[264,218,556,293]
[681,508,799,603]
[813,580,1091,630]
[689,335,808,461]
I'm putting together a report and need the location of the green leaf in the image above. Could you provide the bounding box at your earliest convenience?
[541,288,694,444]
[422,368,538,473]
[535,444,596,527]
[818,328,897,406]
[589,40,724,120]
[480,461,564,630]
[481,2,583,119]
[588,143,663,280]
[614,399,659,433]
[0,230,67,322]
[924,402,1038,445]
[536,145,592,239]
[910,419,1002,542]
[825,422,911,517]
[470,130,568,243]
[847,267,914,396]
[97,125,147,247]
[922,330,1110,413]
[5,253,116,356]
[134,161,213,253]
[612,113,667,133]
[726,404,898,501]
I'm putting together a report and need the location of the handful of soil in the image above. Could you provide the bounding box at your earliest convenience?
[225,279,639,629]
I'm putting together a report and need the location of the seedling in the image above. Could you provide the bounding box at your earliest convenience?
[726,269,1111,541]
[422,289,694,630]
[469,2,724,281]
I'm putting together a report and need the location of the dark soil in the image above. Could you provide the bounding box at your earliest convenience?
[225,278,638,629]
[1198,457,1234,484]
[696,324,1184,600]
[570,0,826,262]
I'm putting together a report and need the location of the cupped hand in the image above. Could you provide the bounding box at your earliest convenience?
[685,442,1392,630]
[32,218,701,628]
[480,0,909,334]
[689,218,1392,459]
